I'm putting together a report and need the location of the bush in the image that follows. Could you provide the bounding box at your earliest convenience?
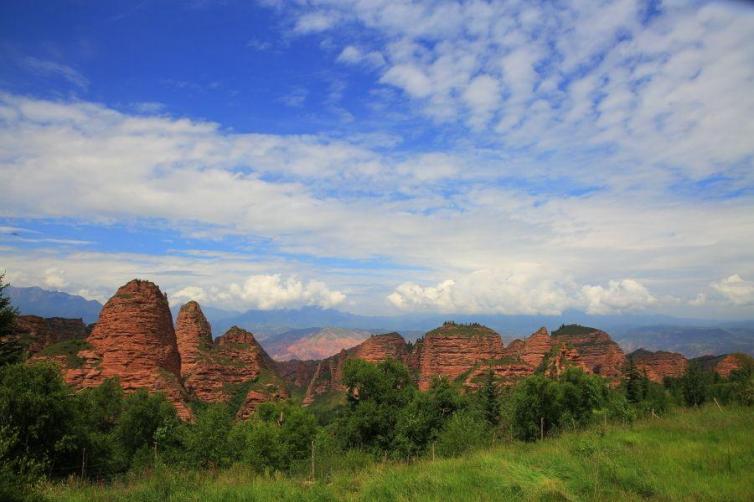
[435,409,490,457]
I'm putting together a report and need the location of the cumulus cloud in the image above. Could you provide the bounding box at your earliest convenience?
[387,267,578,315]
[711,275,754,306]
[581,279,657,315]
[43,267,67,289]
[177,274,345,310]
[388,271,660,316]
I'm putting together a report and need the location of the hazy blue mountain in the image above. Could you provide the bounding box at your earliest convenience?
[614,325,754,358]
[7,286,103,324]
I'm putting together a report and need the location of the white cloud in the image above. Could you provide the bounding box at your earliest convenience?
[229,274,345,310]
[581,279,657,315]
[711,274,754,306]
[178,274,346,310]
[2,91,754,317]
[388,271,661,316]
[337,45,386,68]
[388,266,578,316]
[43,267,67,289]
[285,0,754,182]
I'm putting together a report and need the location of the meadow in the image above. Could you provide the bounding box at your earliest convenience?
[43,405,754,502]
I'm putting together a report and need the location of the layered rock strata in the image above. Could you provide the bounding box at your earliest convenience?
[551,325,626,380]
[412,322,505,390]
[65,280,192,419]
[628,349,688,382]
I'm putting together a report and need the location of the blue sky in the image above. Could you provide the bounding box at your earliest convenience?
[1,0,753,318]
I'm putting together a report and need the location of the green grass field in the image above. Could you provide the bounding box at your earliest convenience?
[43,405,754,501]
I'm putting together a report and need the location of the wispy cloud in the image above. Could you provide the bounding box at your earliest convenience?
[22,57,89,90]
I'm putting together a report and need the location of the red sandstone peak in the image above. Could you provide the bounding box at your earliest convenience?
[69,279,192,419]
[412,322,504,391]
[217,325,259,346]
[629,348,688,382]
[175,301,213,379]
[551,324,625,380]
[520,327,552,368]
[181,324,286,417]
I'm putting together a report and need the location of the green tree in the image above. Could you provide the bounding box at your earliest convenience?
[0,274,23,367]
[180,403,234,469]
[682,364,711,407]
[73,378,126,477]
[480,368,501,426]
[231,401,318,473]
[0,362,81,478]
[393,377,465,458]
[337,359,415,453]
[512,375,561,441]
[113,389,180,468]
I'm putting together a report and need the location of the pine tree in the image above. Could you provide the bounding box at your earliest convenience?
[481,368,500,426]
[0,273,22,366]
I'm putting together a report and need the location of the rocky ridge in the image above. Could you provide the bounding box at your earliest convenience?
[628,349,688,382]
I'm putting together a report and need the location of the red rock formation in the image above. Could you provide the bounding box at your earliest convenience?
[551,325,625,380]
[693,353,751,378]
[412,322,504,391]
[182,325,287,418]
[301,332,409,404]
[54,280,192,419]
[463,360,533,389]
[175,301,213,379]
[13,315,88,354]
[520,327,552,368]
[629,349,688,382]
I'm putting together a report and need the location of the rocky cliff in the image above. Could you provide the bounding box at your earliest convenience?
[692,353,751,378]
[175,300,213,378]
[13,315,88,354]
[628,349,688,382]
[180,324,287,418]
[299,332,409,404]
[551,325,626,380]
[411,322,504,390]
[65,280,192,419]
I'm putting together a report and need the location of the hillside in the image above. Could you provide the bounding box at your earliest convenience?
[43,406,754,501]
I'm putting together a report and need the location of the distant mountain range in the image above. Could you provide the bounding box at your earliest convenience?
[7,286,103,324]
[9,286,754,358]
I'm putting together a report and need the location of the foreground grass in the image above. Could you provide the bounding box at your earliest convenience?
[44,406,754,501]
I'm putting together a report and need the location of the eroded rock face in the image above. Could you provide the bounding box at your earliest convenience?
[551,325,625,380]
[693,353,750,378]
[629,349,688,382]
[175,301,213,379]
[13,315,88,354]
[68,280,192,419]
[181,325,287,417]
[412,323,504,391]
[504,327,552,369]
[301,333,409,404]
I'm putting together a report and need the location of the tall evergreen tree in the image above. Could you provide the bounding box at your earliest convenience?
[0,274,22,367]
[481,368,500,426]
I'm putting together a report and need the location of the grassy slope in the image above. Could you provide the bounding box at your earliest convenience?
[44,406,754,501]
